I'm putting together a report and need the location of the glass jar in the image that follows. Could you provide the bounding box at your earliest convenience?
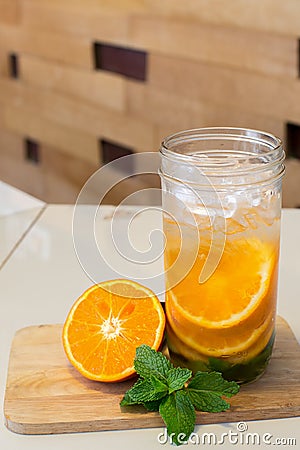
[159,127,285,384]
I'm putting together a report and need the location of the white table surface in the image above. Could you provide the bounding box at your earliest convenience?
[0,205,299,449]
[0,181,45,266]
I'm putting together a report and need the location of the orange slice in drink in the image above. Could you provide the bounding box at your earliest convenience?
[63,280,165,382]
[166,237,277,357]
[166,317,274,364]
[167,303,275,358]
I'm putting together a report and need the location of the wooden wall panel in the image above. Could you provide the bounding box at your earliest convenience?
[141,0,300,38]
[126,81,285,140]
[0,0,299,205]
[149,54,300,124]
[20,55,126,112]
[19,3,299,80]
[42,146,99,204]
[0,126,23,155]
[130,17,297,79]
[0,156,45,200]
[24,0,145,14]
[0,0,20,25]
[0,79,157,152]
[0,126,98,203]
[23,0,300,38]
[0,25,92,69]
[22,2,130,44]
[2,105,99,165]
[282,159,300,208]
[0,47,8,76]
[126,81,202,131]
[0,128,45,199]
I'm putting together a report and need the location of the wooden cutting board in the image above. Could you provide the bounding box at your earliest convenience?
[4,317,300,435]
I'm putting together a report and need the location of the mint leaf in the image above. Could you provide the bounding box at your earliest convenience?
[120,377,167,405]
[134,344,173,381]
[143,399,162,411]
[187,371,239,413]
[188,389,230,412]
[149,374,169,394]
[188,372,239,398]
[120,378,145,406]
[167,367,192,394]
[120,391,137,407]
[159,390,195,446]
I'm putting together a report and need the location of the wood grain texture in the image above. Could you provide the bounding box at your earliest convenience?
[41,146,99,204]
[0,126,23,155]
[142,0,300,38]
[1,0,300,206]
[22,0,300,38]
[3,105,99,165]
[0,47,8,77]
[0,127,46,199]
[0,25,92,69]
[21,1,299,77]
[127,81,285,141]
[22,2,130,44]
[4,317,300,435]
[282,158,300,208]
[0,78,157,152]
[20,55,126,112]
[130,16,297,79]
[149,53,300,123]
[0,0,20,25]
[24,0,145,14]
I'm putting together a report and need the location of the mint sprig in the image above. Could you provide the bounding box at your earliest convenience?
[120,344,239,446]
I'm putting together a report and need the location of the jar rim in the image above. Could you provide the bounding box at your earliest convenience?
[161,127,283,163]
[160,127,285,187]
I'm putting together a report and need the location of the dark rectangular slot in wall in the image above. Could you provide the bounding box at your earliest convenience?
[287,122,300,159]
[100,139,134,173]
[24,138,40,164]
[9,53,19,79]
[93,43,147,81]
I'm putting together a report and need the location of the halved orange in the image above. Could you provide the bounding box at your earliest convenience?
[62,280,165,382]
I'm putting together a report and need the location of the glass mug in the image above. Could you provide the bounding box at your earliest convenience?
[159,128,285,384]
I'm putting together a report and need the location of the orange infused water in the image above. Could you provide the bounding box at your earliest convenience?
[159,127,285,384]
[163,213,280,384]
